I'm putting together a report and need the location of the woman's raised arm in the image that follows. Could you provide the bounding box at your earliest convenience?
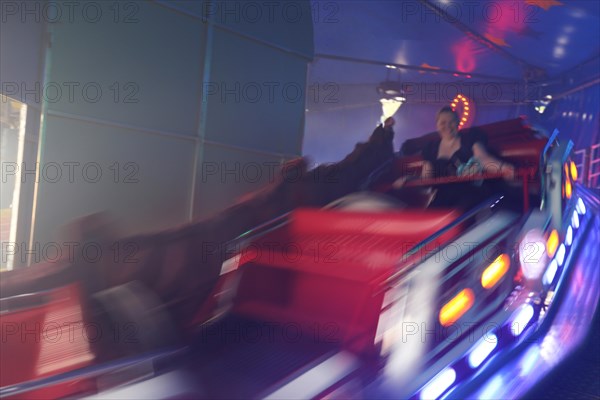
[472,142,515,179]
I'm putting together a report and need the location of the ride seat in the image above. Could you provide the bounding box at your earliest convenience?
[230,208,461,354]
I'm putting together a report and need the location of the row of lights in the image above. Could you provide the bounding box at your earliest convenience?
[420,195,587,400]
[450,94,472,129]
[426,247,512,398]
[543,198,585,287]
[438,252,510,328]
[561,111,594,121]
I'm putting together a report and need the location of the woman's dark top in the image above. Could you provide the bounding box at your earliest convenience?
[421,128,489,209]
[422,128,487,178]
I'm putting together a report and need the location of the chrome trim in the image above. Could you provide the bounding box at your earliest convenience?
[384,195,506,286]
[0,347,186,398]
[225,212,292,254]
[540,128,560,210]
[0,288,58,315]
[262,351,359,400]
[562,140,574,164]
[545,137,573,229]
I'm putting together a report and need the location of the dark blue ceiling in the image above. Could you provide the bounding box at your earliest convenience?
[311,0,600,84]
[305,0,599,163]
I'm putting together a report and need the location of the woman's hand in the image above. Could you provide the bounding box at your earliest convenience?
[500,163,516,180]
[392,176,409,189]
[384,117,395,129]
[458,159,482,177]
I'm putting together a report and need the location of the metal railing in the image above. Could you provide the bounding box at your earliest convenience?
[574,143,600,188]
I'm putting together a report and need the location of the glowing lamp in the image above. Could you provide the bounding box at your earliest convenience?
[571,211,579,229]
[509,304,534,336]
[380,97,405,124]
[518,230,548,280]
[565,226,573,246]
[556,244,566,267]
[468,333,498,368]
[439,289,474,327]
[481,254,510,289]
[543,259,558,285]
[570,161,578,181]
[546,230,559,258]
[420,368,456,400]
[577,198,586,215]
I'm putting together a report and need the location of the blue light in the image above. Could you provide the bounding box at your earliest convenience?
[509,304,534,336]
[565,226,573,246]
[571,211,579,229]
[543,259,558,285]
[520,345,540,377]
[468,333,498,368]
[478,375,504,399]
[577,198,586,215]
[420,368,456,400]
[556,244,566,267]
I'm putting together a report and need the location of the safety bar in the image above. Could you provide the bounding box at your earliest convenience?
[359,156,395,191]
[384,167,535,211]
[400,168,535,187]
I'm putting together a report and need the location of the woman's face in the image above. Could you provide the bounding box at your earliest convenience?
[436,112,459,138]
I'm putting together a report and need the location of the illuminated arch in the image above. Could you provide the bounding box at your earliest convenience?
[450,94,474,129]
